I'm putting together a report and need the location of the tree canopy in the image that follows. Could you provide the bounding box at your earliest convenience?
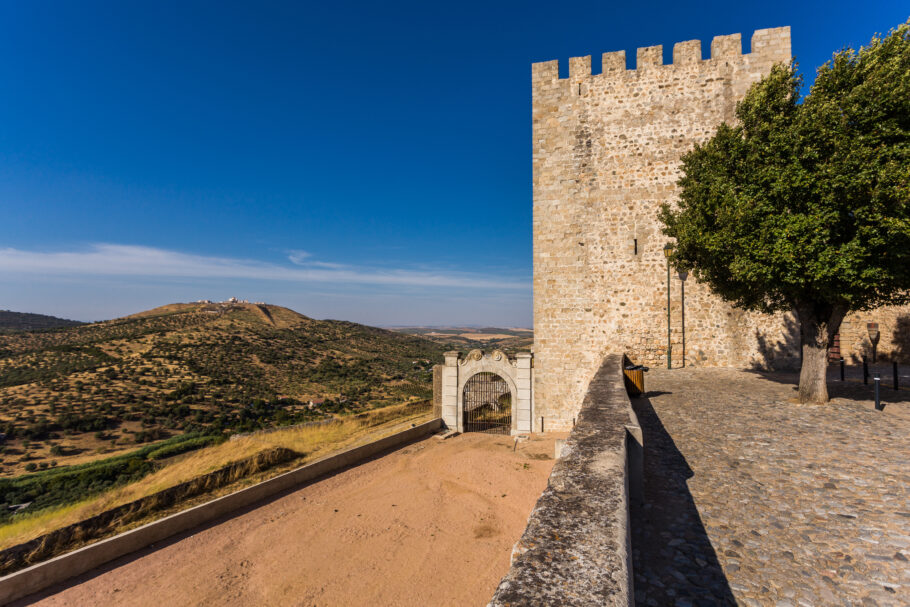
[660,22,910,402]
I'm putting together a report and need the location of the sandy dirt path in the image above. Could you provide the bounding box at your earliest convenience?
[23,433,556,607]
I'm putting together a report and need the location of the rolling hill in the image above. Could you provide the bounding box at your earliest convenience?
[0,311,84,331]
[0,302,446,476]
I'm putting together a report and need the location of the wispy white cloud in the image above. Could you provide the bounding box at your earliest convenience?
[0,244,528,290]
[286,249,348,270]
[286,249,311,265]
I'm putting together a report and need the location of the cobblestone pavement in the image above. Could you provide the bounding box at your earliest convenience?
[631,367,910,607]
[826,363,910,392]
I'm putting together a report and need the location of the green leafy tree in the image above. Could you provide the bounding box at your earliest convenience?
[660,23,910,403]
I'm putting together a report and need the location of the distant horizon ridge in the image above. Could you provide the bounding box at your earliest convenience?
[1,302,532,334]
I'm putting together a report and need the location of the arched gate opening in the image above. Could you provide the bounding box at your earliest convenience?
[462,372,512,434]
[438,349,531,434]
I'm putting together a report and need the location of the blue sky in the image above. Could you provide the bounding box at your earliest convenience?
[0,1,906,326]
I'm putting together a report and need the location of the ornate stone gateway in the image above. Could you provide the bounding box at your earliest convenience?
[462,372,512,434]
[440,350,533,434]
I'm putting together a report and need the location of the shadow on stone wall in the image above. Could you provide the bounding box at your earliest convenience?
[893,315,910,363]
[752,314,801,371]
[630,393,736,606]
[750,312,910,369]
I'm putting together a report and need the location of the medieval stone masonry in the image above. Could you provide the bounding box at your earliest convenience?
[531,27,910,431]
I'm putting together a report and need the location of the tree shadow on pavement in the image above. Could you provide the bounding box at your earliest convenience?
[745,367,910,409]
[630,393,736,607]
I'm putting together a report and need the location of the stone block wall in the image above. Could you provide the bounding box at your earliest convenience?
[837,307,910,364]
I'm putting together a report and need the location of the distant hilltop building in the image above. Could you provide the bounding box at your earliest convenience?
[196,298,258,305]
[531,27,910,430]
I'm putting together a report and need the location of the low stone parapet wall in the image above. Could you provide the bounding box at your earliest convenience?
[489,353,642,606]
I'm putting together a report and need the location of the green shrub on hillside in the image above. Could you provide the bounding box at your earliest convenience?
[0,433,222,522]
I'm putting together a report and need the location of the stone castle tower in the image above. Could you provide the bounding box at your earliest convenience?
[532,28,798,431]
[532,26,910,431]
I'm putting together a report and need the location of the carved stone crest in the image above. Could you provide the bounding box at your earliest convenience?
[457,349,516,367]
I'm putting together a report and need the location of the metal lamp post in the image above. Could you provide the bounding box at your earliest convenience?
[678,270,688,368]
[663,243,675,369]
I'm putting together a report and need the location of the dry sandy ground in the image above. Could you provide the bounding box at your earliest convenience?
[22,433,557,607]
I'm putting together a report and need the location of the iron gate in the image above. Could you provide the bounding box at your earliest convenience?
[462,372,512,434]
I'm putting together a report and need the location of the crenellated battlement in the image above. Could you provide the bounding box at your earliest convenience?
[532,26,790,82]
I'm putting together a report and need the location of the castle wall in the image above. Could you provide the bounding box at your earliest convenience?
[532,28,797,431]
[838,307,910,364]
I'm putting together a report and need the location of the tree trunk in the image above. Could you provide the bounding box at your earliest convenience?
[796,303,847,404]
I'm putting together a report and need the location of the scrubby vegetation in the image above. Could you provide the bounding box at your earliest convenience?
[0,311,84,331]
[0,302,445,476]
[0,345,115,389]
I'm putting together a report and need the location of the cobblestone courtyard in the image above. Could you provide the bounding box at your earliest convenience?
[631,368,910,607]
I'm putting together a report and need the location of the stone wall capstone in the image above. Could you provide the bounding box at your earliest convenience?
[488,353,641,606]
